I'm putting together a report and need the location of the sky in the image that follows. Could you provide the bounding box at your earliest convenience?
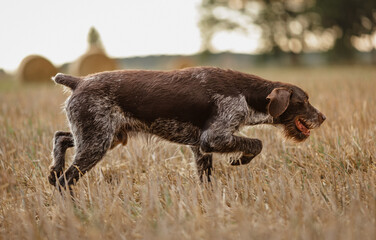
[0,0,263,72]
[0,0,206,72]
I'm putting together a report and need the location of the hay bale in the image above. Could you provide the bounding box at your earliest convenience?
[17,55,57,82]
[70,48,118,76]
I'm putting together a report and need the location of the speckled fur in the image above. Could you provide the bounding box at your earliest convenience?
[199,94,263,165]
[49,67,325,190]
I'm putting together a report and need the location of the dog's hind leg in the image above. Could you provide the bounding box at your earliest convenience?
[191,146,213,182]
[55,97,125,196]
[49,131,74,186]
[57,127,114,194]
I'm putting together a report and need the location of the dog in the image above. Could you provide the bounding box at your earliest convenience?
[49,67,325,189]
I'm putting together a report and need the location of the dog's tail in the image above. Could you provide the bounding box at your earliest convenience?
[52,73,81,90]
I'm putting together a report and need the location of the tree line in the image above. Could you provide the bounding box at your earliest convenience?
[199,0,376,60]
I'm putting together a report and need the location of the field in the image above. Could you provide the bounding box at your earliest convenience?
[0,66,375,239]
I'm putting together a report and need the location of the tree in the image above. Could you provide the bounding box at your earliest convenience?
[198,0,376,59]
[87,26,104,50]
[314,0,376,58]
[256,0,320,57]
[198,0,246,53]
[198,0,322,57]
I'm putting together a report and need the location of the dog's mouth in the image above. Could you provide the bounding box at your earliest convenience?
[295,118,311,137]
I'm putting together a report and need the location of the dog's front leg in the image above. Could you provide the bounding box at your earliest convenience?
[200,95,262,165]
[229,148,261,165]
[191,146,213,182]
[200,130,262,166]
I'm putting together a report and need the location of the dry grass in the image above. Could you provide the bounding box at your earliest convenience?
[0,66,375,240]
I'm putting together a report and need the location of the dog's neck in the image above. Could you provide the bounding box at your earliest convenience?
[241,77,280,115]
[237,77,283,125]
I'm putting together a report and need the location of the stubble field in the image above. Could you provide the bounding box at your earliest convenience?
[0,66,375,239]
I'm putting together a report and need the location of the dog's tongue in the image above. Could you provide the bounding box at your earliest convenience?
[295,119,310,136]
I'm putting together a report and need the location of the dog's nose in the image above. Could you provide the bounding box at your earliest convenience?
[318,112,326,124]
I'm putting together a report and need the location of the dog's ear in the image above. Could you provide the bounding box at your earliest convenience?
[266,88,291,118]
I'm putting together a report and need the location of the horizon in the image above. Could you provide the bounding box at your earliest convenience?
[0,0,263,72]
[0,0,202,72]
[1,0,374,73]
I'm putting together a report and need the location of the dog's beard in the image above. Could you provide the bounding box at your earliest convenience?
[283,122,309,142]
[281,116,318,142]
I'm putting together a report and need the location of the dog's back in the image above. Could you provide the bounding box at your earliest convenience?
[54,67,244,129]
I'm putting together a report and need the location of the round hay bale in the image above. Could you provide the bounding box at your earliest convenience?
[17,55,58,83]
[70,49,118,76]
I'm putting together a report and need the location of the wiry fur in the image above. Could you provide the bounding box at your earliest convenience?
[49,67,325,191]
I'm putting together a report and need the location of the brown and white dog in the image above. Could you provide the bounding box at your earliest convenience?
[49,67,325,189]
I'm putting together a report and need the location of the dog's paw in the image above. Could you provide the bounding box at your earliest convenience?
[48,173,57,186]
[230,139,262,166]
[230,154,256,166]
[252,139,263,154]
[48,168,62,186]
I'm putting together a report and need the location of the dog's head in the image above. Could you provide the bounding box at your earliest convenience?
[266,85,326,142]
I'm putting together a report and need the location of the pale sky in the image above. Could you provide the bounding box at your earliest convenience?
[0,0,261,72]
